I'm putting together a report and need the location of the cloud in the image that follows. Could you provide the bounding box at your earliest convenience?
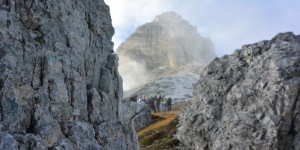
[118,56,152,90]
[105,0,300,56]
[105,0,300,90]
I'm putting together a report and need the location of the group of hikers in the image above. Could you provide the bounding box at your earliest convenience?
[129,91,172,112]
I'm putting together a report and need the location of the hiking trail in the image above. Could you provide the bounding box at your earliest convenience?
[137,111,179,137]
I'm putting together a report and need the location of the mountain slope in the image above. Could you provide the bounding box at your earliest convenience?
[125,71,199,103]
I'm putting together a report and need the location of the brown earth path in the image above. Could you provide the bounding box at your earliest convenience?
[137,111,179,137]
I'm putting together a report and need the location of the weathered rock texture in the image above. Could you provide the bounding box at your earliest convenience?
[117,11,215,90]
[176,32,300,150]
[0,1,138,149]
[124,101,152,131]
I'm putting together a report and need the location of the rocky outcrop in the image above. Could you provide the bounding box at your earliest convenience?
[0,1,138,149]
[124,101,153,131]
[117,11,215,90]
[176,32,300,149]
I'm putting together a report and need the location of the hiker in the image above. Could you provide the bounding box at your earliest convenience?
[147,96,156,112]
[167,97,172,111]
[138,95,146,103]
[160,95,167,112]
[129,95,138,102]
[154,92,161,112]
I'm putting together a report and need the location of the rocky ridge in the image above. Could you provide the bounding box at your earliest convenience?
[117,11,215,90]
[0,1,138,149]
[176,32,300,149]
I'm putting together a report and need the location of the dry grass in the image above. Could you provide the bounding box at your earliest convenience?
[137,111,178,137]
[137,111,180,150]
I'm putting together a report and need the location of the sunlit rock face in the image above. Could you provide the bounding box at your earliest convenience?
[0,0,139,149]
[117,11,216,90]
[176,32,300,150]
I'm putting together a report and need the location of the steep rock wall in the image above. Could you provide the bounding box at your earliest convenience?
[176,32,300,149]
[0,0,139,149]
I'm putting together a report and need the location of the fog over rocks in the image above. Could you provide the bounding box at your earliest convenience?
[125,70,200,102]
[176,32,300,150]
[117,11,216,90]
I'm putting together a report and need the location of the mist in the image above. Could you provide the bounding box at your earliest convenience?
[116,11,216,91]
[105,0,300,91]
[105,0,300,56]
[118,56,152,91]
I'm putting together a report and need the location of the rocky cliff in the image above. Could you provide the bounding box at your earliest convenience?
[117,11,215,90]
[0,1,138,149]
[176,32,300,149]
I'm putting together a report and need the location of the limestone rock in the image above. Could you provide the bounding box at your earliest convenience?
[117,11,215,90]
[124,100,153,131]
[0,0,138,149]
[176,32,300,149]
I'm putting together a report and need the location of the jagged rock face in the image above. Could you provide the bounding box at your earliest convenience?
[176,32,300,149]
[124,101,153,131]
[117,11,215,90]
[0,1,139,149]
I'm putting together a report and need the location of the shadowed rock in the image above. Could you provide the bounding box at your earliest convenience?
[124,100,153,131]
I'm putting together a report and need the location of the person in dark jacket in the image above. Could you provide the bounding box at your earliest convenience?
[167,97,172,111]
[154,92,161,112]
[129,95,138,102]
[146,96,155,112]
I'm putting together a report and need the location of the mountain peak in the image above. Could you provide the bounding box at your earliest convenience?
[153,11,183,23]
[117,12,216,90]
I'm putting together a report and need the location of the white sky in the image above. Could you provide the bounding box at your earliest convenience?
[104,0,300,56]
